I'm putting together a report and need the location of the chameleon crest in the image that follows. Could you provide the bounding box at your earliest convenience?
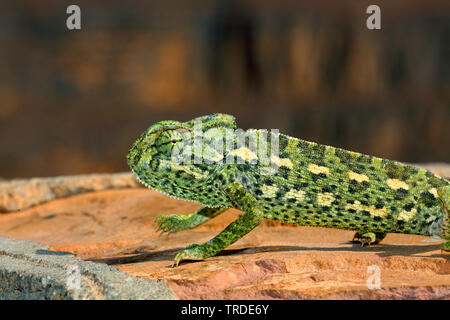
[128,113,450,266]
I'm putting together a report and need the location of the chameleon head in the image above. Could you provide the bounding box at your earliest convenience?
[127,114,238,204]
[126,120,208,199]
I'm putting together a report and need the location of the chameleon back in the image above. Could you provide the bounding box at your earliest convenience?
[238,132,449,238]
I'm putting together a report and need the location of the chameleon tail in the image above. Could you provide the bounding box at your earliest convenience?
[438,184,450,252]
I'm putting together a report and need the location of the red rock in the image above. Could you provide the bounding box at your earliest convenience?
[0,187,449,299]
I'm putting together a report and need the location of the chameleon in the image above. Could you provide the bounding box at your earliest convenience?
[126,113,450,266]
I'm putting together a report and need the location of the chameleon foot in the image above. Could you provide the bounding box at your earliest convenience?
[352,232,386,247]
[441,241,450,253]
[154,207,226,235]
[172,244,207,267]
[155,213,197,234]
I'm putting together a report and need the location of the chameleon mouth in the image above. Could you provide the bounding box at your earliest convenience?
[131,170,217,208]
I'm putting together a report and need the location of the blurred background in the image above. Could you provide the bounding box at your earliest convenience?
[0,0,449,179]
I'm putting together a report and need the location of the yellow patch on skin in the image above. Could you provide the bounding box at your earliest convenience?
[270,155,294,169]
[345,201,387,218]
[308,163,330,176]
[367,206,387,218]
[428,188,438,198]
[317,192,334,206]
[285,189,306,201]
[348,151,361,158]
[346,200,363,212]
[398,208,417,221]
[386,179,409,191]
[348,171,370,183]
[228,147,258,162]
[261,185,278,198]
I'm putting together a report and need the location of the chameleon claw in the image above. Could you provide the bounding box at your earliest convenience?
[171,244,205,267]
[158,230,167,238]
[172,252,183,267]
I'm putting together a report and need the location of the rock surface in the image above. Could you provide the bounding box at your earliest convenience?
[0,236,177,300]
[0,173,140,213]
[0,168,449,299]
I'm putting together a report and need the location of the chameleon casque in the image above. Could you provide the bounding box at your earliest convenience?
[127,113,450,266]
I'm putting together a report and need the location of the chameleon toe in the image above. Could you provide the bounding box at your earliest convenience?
[172,244,206,267]
[352,231,387,247]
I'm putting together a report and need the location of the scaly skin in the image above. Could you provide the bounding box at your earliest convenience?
[352,231,387,246]
[127,114,450,266]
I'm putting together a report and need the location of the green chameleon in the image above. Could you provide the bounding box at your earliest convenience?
[127,113,450,266]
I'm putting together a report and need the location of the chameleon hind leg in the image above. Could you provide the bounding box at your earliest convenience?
[155,207,227,235]
[437,185,450,253]
[352,231,387,247]
[173,178,263,266]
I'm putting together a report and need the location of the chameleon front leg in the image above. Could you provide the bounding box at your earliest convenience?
[173,178,263,266]
[155,207,227,235]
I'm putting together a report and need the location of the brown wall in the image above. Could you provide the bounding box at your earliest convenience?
[0,1,449,178]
